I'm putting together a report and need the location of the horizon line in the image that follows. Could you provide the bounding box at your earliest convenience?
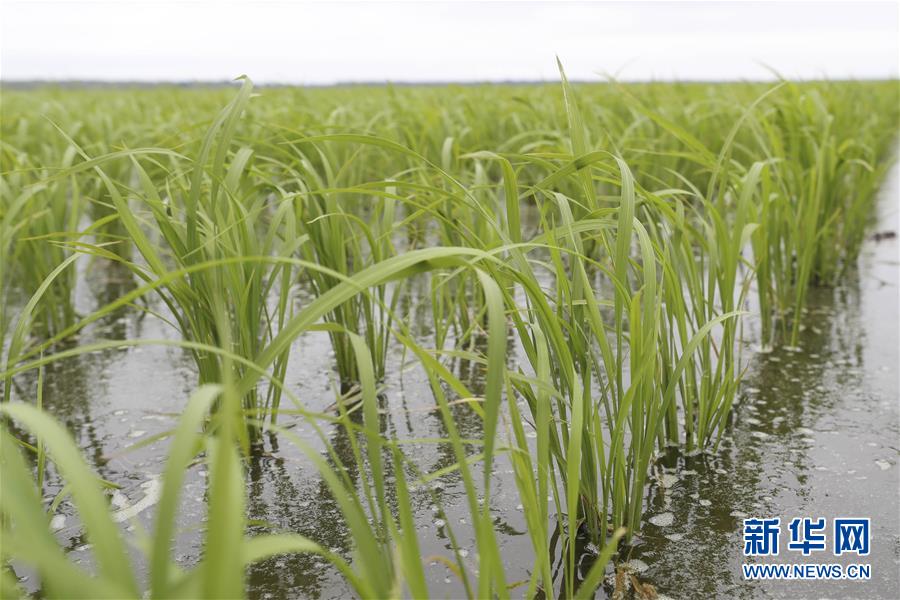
[3,75,899,89]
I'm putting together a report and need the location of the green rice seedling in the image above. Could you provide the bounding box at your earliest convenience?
[0,140,83,340]
[0,92,169,344]
[393,257,618,599]
[499,175,733,569]
[739,81,898,345]
[219,244,537,597]
[16,79,302,441]
[213,221,612,596]
[2,249,80,404]
[266,139,401,385]
[2,313,621,599]
[0,383,348,599]
[649,162,760,451]
[2,73,897,600]
[488,70,748,584]
[522,72,646,550]
[282,132,511,352]
[261,328,426,598]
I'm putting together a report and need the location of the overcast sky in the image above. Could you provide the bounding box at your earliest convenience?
[1,1,898,83]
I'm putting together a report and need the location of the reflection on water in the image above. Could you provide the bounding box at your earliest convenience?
[628,271,898,598]
[10,167,899,598]
[621,167,900,599]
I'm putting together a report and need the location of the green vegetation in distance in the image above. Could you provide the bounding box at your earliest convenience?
[1,66,897,598]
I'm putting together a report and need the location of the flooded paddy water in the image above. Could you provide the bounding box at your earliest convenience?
[11,164,899,599]
[631,164,900,598]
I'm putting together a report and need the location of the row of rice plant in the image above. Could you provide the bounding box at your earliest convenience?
[1,72,896,598]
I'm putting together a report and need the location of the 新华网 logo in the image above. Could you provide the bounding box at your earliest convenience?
[743,517,870,556]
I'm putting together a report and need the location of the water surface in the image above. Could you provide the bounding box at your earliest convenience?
[12,167,899,599]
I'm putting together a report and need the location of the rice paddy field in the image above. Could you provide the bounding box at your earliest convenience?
[1,72,898,599]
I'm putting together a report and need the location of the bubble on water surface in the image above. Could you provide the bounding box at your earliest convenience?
[623,558,649,573]
[141,414,169,421]
[658,473,679,488]
[110,490,128,508]
[648,512,674,527]
[111,477,161,523]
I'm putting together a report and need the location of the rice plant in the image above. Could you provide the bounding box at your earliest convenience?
[1,70,896,599]
[0,383,347,599]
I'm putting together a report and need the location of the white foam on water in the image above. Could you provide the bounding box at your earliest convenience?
[649,512,674,527]
[659,473,679,488]
[50,514,66,531]
[623,558,649,573]
[111,477,161,523]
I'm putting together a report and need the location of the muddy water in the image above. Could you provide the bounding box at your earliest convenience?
[11,166,899,599]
